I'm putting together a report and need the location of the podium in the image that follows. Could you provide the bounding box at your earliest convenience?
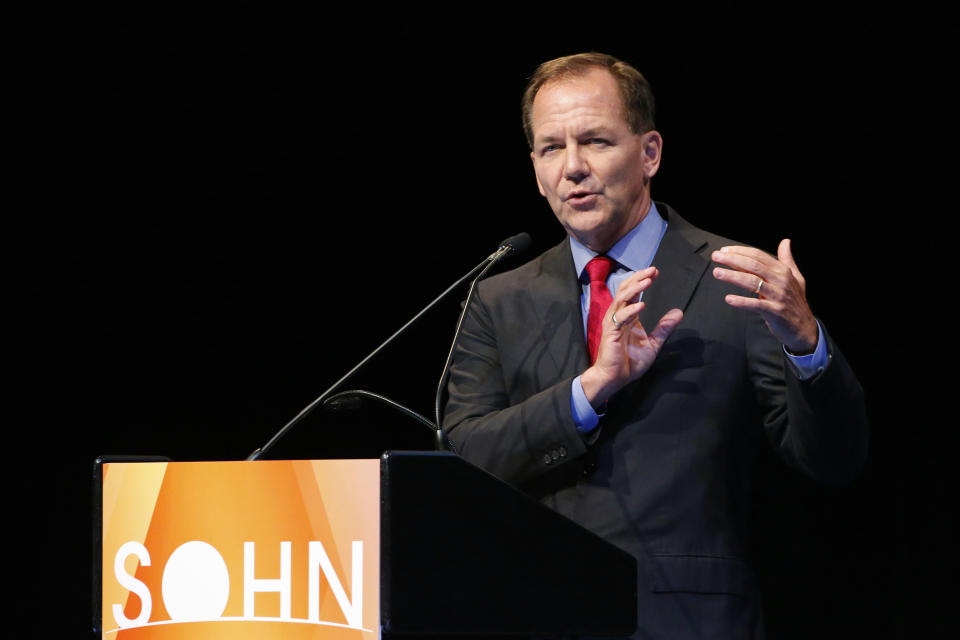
[94,451,637,639]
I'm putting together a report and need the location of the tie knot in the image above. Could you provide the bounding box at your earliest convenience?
[585,256,614,284]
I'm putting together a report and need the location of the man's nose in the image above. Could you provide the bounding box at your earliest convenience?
[563,144,590,182]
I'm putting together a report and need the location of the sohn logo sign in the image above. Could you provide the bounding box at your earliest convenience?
[99,460,380,639]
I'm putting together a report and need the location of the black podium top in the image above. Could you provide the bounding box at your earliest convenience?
[381,451,637,637]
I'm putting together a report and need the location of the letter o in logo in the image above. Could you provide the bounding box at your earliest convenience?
[161,541,230,621]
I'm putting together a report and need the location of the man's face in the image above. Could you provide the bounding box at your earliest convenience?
[530,68,661,252]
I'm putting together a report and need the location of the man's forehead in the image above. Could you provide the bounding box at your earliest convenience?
[533,121,620,142]
[531,69,629,137]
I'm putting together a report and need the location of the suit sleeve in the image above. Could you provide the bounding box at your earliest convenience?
[442,284,591,486]
[747,311,869,484]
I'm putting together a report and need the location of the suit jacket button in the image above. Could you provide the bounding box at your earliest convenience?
[558,446,567,458]
[550,449,560,461]
[543,453,553,465]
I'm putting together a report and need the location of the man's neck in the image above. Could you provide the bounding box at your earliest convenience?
[569,201,666,277]
[575,198,652,253]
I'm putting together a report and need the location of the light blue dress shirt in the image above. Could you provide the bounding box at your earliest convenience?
[569,202,827,433]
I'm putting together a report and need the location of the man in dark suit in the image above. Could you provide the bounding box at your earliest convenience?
[443,53,868,639]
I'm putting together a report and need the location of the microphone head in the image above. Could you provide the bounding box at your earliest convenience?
[498,232,532,256]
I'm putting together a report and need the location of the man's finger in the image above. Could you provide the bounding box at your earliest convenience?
[612,275,655,306]
[777,238,802,278]
[609,300,645,328]
[712,248,772,276]
[777,238,798,271]
[712,267,771,295]
[648,308,684,345]
[723,294,771,311]
[717,245,777,263]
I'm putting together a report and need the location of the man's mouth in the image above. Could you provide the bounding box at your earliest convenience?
[565,191,600,208]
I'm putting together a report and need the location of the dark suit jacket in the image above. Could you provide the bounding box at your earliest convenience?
[443,203,868,640]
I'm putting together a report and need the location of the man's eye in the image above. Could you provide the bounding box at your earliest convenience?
[588,138,609,146]
[542,144,560,153]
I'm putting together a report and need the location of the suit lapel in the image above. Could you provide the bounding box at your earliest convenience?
[525,206,711,382]
[636,205,711,331]
[530,239,591,379]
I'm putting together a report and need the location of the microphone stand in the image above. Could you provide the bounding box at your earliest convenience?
[245,239,524,461]
[433,258,502,430]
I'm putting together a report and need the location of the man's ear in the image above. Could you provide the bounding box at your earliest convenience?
[531,151,546,196]
[642,130,663,180]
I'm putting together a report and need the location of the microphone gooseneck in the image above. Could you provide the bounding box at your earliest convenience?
[245,232,531,461]
[433,233,532,433]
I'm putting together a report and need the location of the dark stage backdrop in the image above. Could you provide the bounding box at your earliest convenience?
[9,14,953,638]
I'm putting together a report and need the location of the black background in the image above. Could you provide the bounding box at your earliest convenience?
[9,10,954,638]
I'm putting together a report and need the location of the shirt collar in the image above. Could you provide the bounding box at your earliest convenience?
[570,201,667,278]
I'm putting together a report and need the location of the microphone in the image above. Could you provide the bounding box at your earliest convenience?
[433,233,533,433]
[245,232,531,461]
[496,232,532,257]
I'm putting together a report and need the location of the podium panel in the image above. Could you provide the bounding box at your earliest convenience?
[381,451,637,636]
[95,452,637,639]
[95,459,380,640]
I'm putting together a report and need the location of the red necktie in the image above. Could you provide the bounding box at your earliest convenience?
[585,256,614,364]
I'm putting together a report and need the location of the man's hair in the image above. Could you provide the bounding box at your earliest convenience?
[521,52,656,149]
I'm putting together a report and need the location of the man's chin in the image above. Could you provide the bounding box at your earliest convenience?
[559,208,608,232]
[563,224,619,252]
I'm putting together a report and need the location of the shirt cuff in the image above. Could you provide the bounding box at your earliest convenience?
[571,375,602,433]
[783,320,828,380]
